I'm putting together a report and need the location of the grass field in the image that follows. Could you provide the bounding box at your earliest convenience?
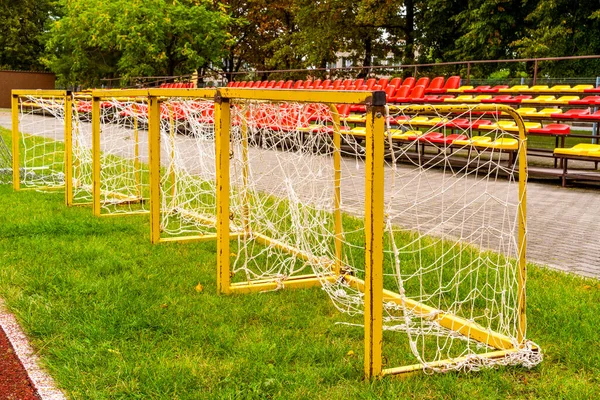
[0,181,599,398]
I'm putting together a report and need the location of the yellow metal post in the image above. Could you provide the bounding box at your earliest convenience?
[64,93,73,205]
[133,112,141,199]
[92,96,101,216]
[512,109,528,345]
[11,93,20,191]
[329,104,343,275]
[241,116,250,234]
[363,94,386,379]
[148,96,162,244]
[215,92,232,294]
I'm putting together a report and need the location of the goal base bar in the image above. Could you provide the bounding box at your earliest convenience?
[158,232,244,244]
[382,347,539,377]
[229,273,337,294]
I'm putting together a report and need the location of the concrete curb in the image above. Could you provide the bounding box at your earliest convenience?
[0,299,66,400]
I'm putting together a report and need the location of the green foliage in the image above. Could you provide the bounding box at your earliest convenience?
[44,0,230,87]
[0,0,57,71]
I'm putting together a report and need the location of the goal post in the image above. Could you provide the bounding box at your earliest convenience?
[209,88,540,379]
[11,90,72,198]
[89,90,151,217]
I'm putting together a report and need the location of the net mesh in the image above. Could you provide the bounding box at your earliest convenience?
[157,98,220,239]
[94,97,150,215]
[16,95,67,189]
[226,100,541,372]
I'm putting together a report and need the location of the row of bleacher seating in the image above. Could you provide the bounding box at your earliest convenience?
[159,82,194,88]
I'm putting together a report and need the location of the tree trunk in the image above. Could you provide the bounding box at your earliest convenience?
[404,0,415,65]
[358,37,372,78]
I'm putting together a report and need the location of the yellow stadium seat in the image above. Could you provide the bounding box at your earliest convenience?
[549,85,571,92]
[521,95,556,104]
[476,138,519,150]
[498,85,529,93]
[474,95,493,101]
[516,107,537,116]
[549,96,580,105]
[447,86,474,93]
[529,85,550,92]
[443,94,474,102]
[532,107,562,116]
[350,126,367,137]
[452,136,492,146]
[421,117,449,126]
[568,84,594,92]
[344,114,366,123]
[407,116,430,125]
[554,143,600,156]
[390,130,423,140]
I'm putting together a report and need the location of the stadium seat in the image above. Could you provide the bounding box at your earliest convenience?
[516,107,537,116]
[390,129,423,141]
[480,94,513,103]
[364,78,377,90]
[389,85,411,102]
[394,85,426,102]
[531,107,563,117]
[452,136,493,146]
[425,77,445,93]
[402,77,416,90]
[498,85,529,93]
[389,77,402,88]
[566,84,594,92]
[443,95,474,103]
[417,131,445,143]
[384,85,397,101]
[554,143,600,156]
[447,85,473,93]
[521,95,556,104]
[427,133,468,145]
[293,80,304,89]
[528,85,550,92]
[568,96,600,105]
[546,95,580,105]
[341,79,353,89]
[274,80,285,88]
[227,81,236,87]
[476,137,519,150]
[549,85,571,92]
[528,124,570,135]
[481,85,510,93]
[259,80,269,88]
[266,80,276,88]
[464,85,491,93]
[283,80,294,89]
[415,77,430,89]
[584,87,600,93]
[428,76,460,94]
[378,78,389,89]
[551,109,589,119]
[331,80,342,89]
[319,79,332,89]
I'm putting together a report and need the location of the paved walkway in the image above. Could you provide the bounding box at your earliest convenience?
[2,111,599,279]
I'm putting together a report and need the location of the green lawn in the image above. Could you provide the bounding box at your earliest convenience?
[0,184,599,399]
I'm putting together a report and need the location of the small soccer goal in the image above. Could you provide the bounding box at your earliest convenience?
[89,92,151,216]
[211,88,541,378]
[144,89,224,243]
[11,90,72,193]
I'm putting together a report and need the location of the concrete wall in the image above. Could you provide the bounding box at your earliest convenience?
[0,71,56,109]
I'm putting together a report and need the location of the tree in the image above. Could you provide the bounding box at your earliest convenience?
[513,0,600,76]
[0,0,56,71]
[44,0,230,87]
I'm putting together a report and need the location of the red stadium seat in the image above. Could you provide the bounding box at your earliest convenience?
[583,87,600,93]
[425,77,445,93]
[417,131,445,143]
[402,77,416,90]
[415,77,430,89]
[528,124,570,135]
[318,79,332,89]
[464,85,491,93]
[389,85,411,102]
[428,75,460,94]
[552,109,589,119]
[227,81,236,87]
[384,85,397,101]
[274,80,285,88]
[365,78,377,90]
[394,85,426,102]
[568,96,600,105]
[293,80,304,89]
[354,78,365,88]
[427,133,468,145]
[389,77,402,88]
[266,80,276,88]
[283,80,294,89]
[331,79,343,89]
[378,78,389,89]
